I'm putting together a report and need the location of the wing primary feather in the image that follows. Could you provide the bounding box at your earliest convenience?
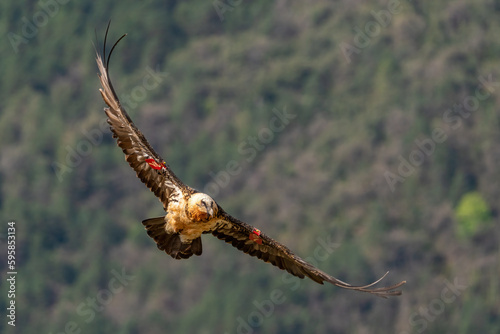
[102,20,110,65]
[96,23,190,210]
[212,211,406,298]
[101,21,126,103]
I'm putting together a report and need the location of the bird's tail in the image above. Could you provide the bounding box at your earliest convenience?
[142,217,202,259]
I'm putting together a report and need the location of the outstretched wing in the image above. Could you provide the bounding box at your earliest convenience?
[212,211,406,298]
[96,24,187,209]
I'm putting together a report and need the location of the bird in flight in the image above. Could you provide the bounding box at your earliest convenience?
[95,23,405,298]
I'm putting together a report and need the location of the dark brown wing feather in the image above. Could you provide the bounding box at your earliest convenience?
[212,211,406,298]
[95,25,186,209]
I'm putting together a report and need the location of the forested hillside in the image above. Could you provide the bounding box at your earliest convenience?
[1,0,499,333]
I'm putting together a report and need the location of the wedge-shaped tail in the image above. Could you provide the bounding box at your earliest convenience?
[142,217,202,259]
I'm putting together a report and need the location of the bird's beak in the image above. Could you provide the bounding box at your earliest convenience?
[202,202,214,218]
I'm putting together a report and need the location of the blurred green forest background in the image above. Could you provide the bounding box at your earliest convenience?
[1,0,499,333]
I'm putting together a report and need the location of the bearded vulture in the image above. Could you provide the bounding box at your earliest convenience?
[95,23,405,298]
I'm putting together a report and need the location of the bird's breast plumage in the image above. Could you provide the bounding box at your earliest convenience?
[166,196,218,242]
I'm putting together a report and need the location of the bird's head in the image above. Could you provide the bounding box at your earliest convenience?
[187,193,218,222]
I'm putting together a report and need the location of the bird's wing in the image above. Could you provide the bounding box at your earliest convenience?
[211,211,406,298]
[96,24,187,209]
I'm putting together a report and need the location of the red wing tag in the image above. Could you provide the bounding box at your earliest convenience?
[145,158,163,170]
[249,228,262,244]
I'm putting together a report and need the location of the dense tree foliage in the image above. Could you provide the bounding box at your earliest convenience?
[1,0,499,333]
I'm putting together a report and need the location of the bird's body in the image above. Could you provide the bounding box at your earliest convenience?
[95,23,405,297]
[168,193,218,240]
